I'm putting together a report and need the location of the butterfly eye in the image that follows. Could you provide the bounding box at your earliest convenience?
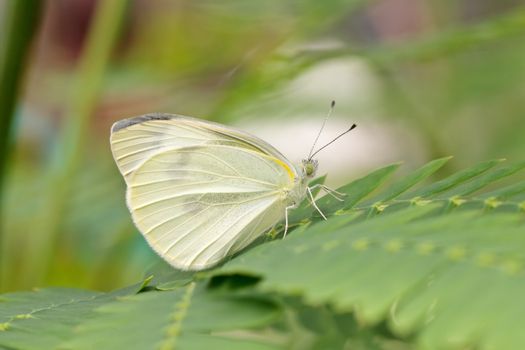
[306,164,315,176]
[302,159,318,177]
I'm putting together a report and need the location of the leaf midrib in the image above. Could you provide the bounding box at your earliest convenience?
[159,282,196,350]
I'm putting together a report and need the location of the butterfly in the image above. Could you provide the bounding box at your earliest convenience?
[110,102,356,270]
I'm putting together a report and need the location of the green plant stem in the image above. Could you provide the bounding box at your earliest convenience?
[0,0,42,291]
[19,0,128,288]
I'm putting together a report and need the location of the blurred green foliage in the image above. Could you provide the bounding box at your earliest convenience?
[0,0,524,295]
[0,0,41,195]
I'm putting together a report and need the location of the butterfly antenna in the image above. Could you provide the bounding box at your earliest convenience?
[309,123,357,160]
[307,100,335,160]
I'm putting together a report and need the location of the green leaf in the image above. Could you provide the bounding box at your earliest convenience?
[365,156,452,204]
[0,287,139,350]
[317,163,401,216]
[219,208,525,349]
[437,161,525,198]
[65,283,281,350]
[281,299,408,350]
[403,159,504,199]
[480,179,525,200]
[144,260,196,291]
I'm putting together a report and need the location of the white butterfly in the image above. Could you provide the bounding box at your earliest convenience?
[110,105,355,270]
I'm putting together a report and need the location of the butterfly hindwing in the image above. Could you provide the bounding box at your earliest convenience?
[126,144,292,270]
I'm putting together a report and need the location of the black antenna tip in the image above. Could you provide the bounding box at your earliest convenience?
[331,100,336,108]
[349,123,357,131]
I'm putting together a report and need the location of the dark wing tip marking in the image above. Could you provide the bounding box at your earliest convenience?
[111,113,176,133]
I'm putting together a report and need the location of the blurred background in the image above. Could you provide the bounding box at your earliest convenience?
[0,0,524,293]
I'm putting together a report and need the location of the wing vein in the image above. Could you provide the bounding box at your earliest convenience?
[131,179,224,197]
[134,191,278,210]
[147,201,208,242]
[132,170,277,188]
[164,205,236,255]
[144,149,246,177]
[190,198,274,265]
[134,196,206,225]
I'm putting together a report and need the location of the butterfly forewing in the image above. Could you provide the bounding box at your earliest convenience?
[110,114,296,183]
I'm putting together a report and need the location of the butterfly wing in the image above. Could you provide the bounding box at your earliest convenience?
[126,144,294,270]
[110,113,296,183]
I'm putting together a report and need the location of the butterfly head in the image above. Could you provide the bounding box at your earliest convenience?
[301,158,318,179]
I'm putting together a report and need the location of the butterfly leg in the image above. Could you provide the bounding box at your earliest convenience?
[307,187,327,220]
[310,184,345,202]
[283,204,295,238]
